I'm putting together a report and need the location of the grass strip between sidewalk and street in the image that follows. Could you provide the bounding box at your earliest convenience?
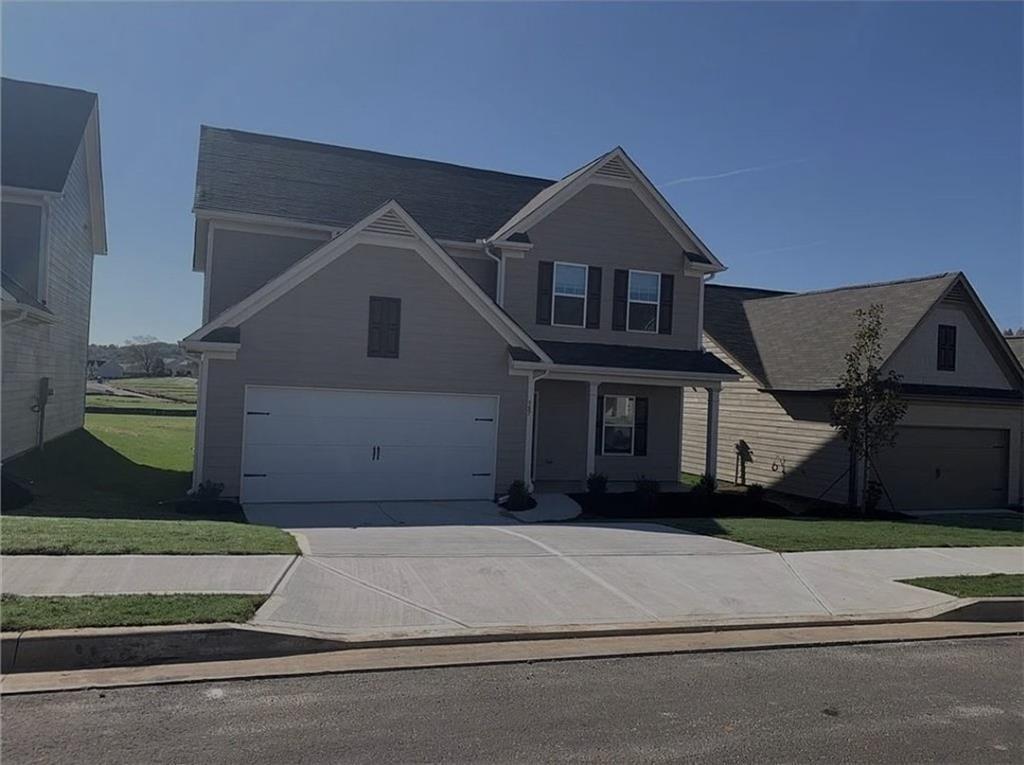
[0,594,267,631]
[1,516,299,555]
[899,573,1024,598]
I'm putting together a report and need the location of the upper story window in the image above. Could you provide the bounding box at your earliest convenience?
[552,262,588,327]
[627,270,660,333]
[367,296,401,358]
[1,201,46,303]
[937,324,957,371]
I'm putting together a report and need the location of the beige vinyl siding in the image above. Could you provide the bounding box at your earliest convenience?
[2,139,95,460]
[199,242,528,497]
[206,226,330,321]
[681,337,850,503]
[884,301,1017,390]
[535,379,682,483]
[502,184,703,349]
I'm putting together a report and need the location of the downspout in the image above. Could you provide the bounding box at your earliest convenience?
[479,240,504,306]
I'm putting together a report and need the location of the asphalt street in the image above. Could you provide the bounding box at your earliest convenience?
[3,637,1022,764]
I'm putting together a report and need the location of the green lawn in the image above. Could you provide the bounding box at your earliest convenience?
[86,393,195,412]
[900,573,1024,598]
[107,377,198,403]
[0,594,267,631]
[2,413,298,555]
[661,515,1023,552]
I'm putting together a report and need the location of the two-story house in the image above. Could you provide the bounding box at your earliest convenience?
[1,78,107,460]
[681,275,1024,510]
[183,127,737,503]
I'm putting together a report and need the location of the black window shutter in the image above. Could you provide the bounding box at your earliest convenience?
[384,298,401,357]
[612,270,628,331]
[586,266,602,329]
[594,394,604,456]
[368,297,400,358]
[658,274,674,335]
[536,261,553,325]
[937,324,956,370]
[367,297,383,356]
[634,397,648,456]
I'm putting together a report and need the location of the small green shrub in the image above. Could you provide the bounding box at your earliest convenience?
[864,480,883,512]
[587,472,608,494]
[506,480,532,511]
[746,483,766,501]
[188,480,224,500]
[693,474,717,496]
[634,475,660,512]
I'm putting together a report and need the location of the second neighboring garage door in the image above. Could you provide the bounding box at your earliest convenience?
[241,387,499,503]
[873,426,1010,511]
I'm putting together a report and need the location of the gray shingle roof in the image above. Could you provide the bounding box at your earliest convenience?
[704,274,962,389]
[199,326,240,343]
[533,340,737,376]
[1007,336,1024,366]
[195,127,554,243]
[1,78,96,192]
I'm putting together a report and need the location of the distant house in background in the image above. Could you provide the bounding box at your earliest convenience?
[164,357,197,377]
[1007,336,1024,367]
[1,78,107,460]
[682,273,1023,511]
[86,359,123,379]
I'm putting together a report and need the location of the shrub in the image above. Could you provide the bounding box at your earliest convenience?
[586,472,608,494]
[692,474,717,496]
[746,483,766,502]
[188,480,224,500]
[634,475,660,512]
[864,480,883,512]
[505,479,532,511]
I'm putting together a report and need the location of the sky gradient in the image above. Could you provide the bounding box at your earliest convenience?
[3,1,1021,344]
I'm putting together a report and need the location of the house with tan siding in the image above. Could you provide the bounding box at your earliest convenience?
[1,79,107,460]
[681,274,1024,510]
[182,128,738,503]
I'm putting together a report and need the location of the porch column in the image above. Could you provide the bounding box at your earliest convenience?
[585,380,599,479]
[524,374,538,493]
[704,386,720,479]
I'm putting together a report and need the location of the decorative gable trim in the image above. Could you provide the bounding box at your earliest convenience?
[182,200,550,362]
[487,147,726,273]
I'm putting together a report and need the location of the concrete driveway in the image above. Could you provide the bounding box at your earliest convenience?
[243,501,1011,638]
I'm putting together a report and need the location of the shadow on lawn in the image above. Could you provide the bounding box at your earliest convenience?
[3,429,242,522]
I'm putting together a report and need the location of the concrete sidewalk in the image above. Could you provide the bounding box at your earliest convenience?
[1,555,296,596]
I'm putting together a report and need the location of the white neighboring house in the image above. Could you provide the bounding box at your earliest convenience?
[2,78,107,460]
[86,359,123,379]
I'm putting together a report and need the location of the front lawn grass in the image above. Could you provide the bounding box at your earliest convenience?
[0,594,266,631]
[2,414,298,555]
[107,377,198,403]
[899,574,1024,598]
[655,516,1023,552]
[86,394,195,412]
[1,516,298,555]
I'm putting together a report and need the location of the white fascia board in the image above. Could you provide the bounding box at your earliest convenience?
[509,359,738,384]
[83,104,107,255]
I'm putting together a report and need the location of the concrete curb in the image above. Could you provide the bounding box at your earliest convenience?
[2,597,1020,676]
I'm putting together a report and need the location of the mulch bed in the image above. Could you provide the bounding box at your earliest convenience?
[568,491,793,519]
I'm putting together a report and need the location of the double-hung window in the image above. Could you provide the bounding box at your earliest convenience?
[627,270,660,333]
[1,200,46,303]
[552,262,588,327]
[602,395,635,455]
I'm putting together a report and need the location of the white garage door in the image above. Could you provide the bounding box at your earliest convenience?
[241,387,499,503]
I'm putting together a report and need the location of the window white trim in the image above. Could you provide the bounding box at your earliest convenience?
[1,195,50,305]
[551,260,589,328]
[627,269,660,334]
[601,394,636,456]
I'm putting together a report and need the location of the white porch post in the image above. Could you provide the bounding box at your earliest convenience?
[704,386,720,479]
[585,380,599,480]
[524,374,537,493]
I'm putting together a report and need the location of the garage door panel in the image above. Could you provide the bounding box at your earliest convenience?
[241,387,499,503]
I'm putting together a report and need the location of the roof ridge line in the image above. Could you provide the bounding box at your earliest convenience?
[750,272,958,302]
[199,125,556,185]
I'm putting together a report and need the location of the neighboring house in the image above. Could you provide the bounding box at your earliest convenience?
[183,127,737,502]
[681,274,1024,510]
[2,79,107,460]
[86,359,123,379]
[1007,336,1024,367]
[165,357,198,377]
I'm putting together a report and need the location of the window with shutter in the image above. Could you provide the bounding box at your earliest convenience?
[368,296,401,358]
[937,324,956,371]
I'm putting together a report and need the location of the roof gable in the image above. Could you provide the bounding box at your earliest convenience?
[183,200,549,361]
[194,126,553,243]
[702,273,1022,391]
[487,147,724,271]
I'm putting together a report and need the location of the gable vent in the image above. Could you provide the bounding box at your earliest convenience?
[942,282,970,305]
[594,155,632,181]
[365,209,415,238]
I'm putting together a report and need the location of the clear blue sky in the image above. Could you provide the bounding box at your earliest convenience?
[4,2,1021,344]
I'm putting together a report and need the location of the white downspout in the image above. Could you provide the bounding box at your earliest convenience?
[479,240,504,306]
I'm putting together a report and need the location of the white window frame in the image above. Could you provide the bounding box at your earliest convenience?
[626,269,660,334]
[551,261,588,328]
[1,193,50,305]
[601,394,636,456]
